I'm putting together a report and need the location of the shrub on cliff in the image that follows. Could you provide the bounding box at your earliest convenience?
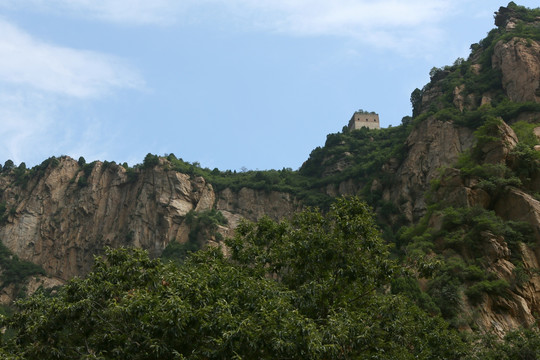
[142,153,159,169]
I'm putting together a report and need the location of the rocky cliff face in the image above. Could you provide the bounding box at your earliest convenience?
[427,122,540,335]
[0,158,299,295]
[216,187,300,223]
[384,117,476,222]
[361,7,540,334]
[492,38,540,103]
[380,43,539,223]
[0,159,214,281]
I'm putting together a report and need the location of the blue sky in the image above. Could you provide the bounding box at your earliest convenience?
[0,1,538,171]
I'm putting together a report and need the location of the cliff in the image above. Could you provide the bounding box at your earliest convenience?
[379,4,540,334]
[381,7,540,223]
[298,3,540,335]
[0,158,300,302]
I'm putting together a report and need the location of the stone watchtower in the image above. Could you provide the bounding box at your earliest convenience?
[348,110,380,130]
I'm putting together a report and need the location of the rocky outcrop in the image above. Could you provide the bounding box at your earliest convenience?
[0,159,216,280]
[453,84,477,112]
[385,116,475,221]
[429,123,540,334]
[495,188,540,240]
[0,275,65,304]
[465,232,537,336]
[216,187,300,222]
[372,19,540,333]
[492,38,540,103]
[377,31,537,222]
[431,168,491,209]
[481,120,519,164]
[0,158,299,287]
[472,293,535,337]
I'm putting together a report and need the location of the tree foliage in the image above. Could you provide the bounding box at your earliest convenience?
[0,242,45,289]
[1,197,468,359]
[227,197,396,319]
[142,153,159,169]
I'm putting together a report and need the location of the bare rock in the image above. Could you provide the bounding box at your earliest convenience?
[0,157,294,283]
[26,275,65,297]
[473,294,535,338]
[480,120,518,164]
[494,188,540,240]
[216,187,300,222]
[389,116,475,220]
[370,179,382,193]
[534,126,540,140]
[453,85,465,112]
[452,84,476,112]
[471,64,482,75]
[492,38,540,103]
[481,231,511,263]
[338,179,360,196]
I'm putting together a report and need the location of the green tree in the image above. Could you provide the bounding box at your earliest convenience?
[142,153,159,169]
[227,197,467,358]
[1,198,468,359]
[467,327,540,360]
[2,160,14,172]
[227,197,396,319]
[3,248,325,359]
[410,88,423,117]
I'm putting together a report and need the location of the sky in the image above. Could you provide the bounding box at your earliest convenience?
[0,1,538,171]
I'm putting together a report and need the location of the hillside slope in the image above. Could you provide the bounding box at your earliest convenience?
[296,3,540,333]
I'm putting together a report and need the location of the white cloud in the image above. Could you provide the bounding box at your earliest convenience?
[0,0,185,25]
[0,18,144,165]
[51,0,182,24]
[0,19,143,98]
[0,89,117,166]
[222,0,454,34]
[0,91,55,164]
[0,0,462,54]
[1,0,459,55]
[204,0,455,55]
[1,0,455,31]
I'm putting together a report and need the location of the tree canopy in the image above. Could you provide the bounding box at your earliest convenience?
[0,197,509,359]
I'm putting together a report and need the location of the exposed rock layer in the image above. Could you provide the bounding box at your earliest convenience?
[0,159,298,283]
[492,38,540,103]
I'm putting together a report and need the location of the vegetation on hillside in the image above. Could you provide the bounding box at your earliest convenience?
[161,209,228,265]
[0,241,45,293]
[396,112,540,327]
[409,2,540,131]
[2,197,540,359]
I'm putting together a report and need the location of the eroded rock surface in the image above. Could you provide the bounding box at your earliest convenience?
[0,158,298,286]
[492,38,540,103]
